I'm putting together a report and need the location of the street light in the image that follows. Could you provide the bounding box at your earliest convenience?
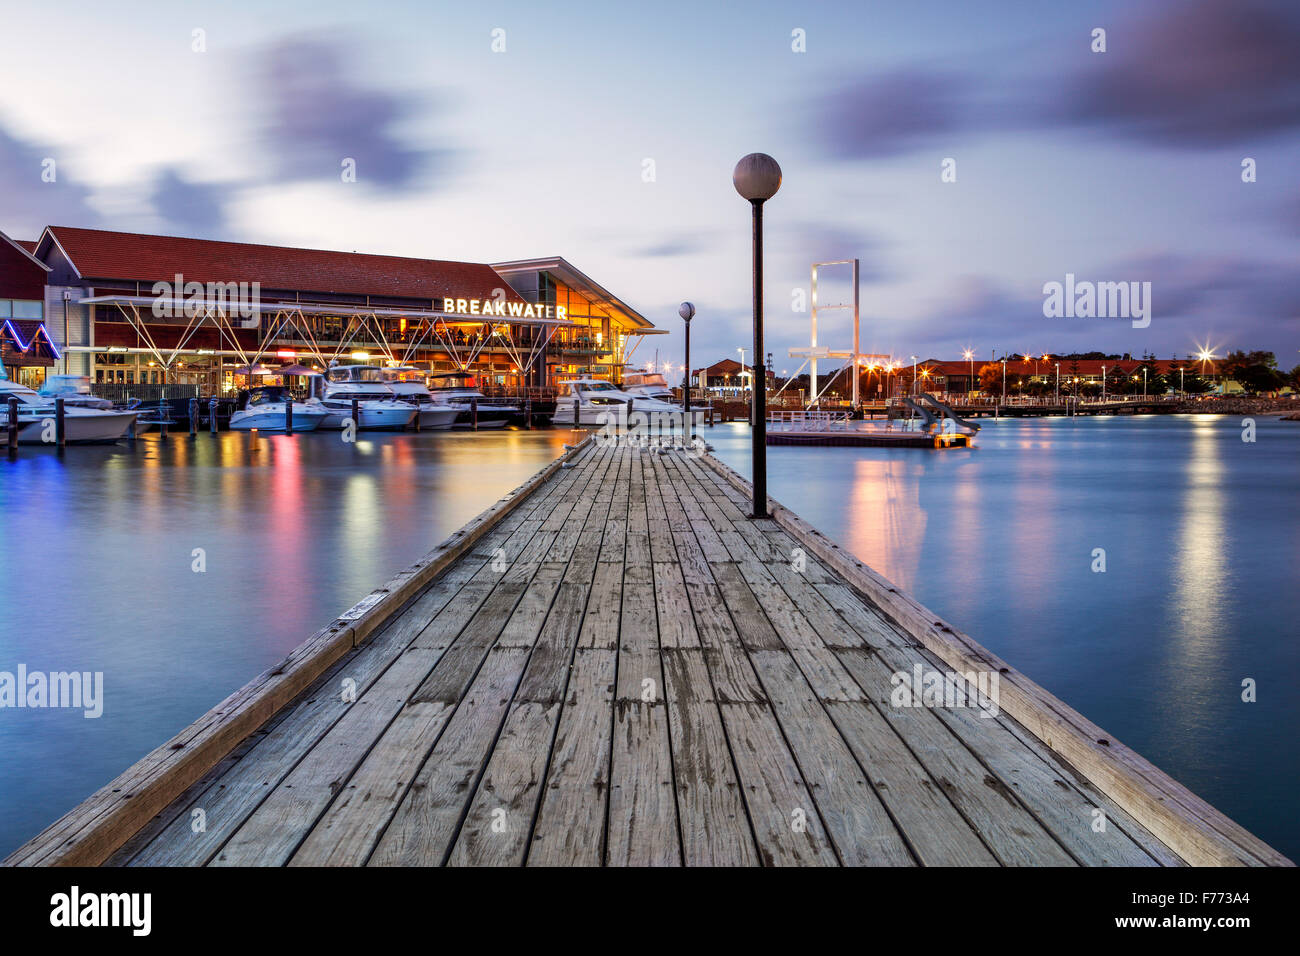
[679,301,695,441]
[1001,358,1007,403]
[1054,362,1059,403]
[733,152,781,520]
[910,355,919,396]
[963,348,974,399]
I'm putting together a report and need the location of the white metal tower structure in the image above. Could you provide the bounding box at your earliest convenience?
[787,259,860,407]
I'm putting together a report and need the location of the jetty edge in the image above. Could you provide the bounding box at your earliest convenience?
[695,452,1293,868]
[2,437,594,868]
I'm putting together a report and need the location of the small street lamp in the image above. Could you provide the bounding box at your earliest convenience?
[679,301,695,441]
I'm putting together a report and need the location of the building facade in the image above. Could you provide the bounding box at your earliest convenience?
[1,226,655,394]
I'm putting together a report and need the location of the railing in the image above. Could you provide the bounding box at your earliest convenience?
[767,409,925,433]
[91,383,201,403]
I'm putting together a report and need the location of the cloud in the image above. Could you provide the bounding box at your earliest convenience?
[630,235,711,258]
[253,36,446,189]
[0,122,101,235]
[816,69,969,159]
[812,0,1300,158]
[1062,0,1300,147]
[148,168,229,238]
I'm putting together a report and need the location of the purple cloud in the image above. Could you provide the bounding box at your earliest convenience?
[0,124,101,235]
[814,0,1300,158]
[1064,0,1300,147]
[149,168,229,238]
[254,37,444,189]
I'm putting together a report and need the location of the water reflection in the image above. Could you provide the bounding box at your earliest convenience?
[0,428,570,856]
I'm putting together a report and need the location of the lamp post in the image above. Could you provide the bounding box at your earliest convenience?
[963,348,974,400]
[738,346,750,424]
[1001,358,1007,403]
[1102,364,1107,401]
[1054,362,1059,403]
[733,152,781,519]
[910,355,918,396]
[679,301,695,441]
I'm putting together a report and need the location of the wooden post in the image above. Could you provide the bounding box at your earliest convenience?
[351,397,360,429]
[524,397,532,429]
[574,396,581,428]
[189,398,198,437]
[55,397,66,448]
[285,393,294,434]
[209,397,219,434]
[6,396,17,451]
[412,402,421,432]
[470,397,478,431]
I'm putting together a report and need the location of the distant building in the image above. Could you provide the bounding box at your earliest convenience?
[0,225,657,392]
[0,232,56,387]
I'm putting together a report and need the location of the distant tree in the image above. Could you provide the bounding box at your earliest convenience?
[978,363,1001,394]
[1289,364,1300,390]
[1135,357,1166,395]
[1223,350,1284,394]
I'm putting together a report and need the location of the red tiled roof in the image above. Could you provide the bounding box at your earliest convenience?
[15,240,36,253]
[693,358,743,376]
[43,226,524,304]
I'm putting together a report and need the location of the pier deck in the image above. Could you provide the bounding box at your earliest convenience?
[8,439,1289,867]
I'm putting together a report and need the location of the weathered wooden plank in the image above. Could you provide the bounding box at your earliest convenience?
[661,647,760,866]
[527,648,617,866]
[607,582,679,866]
[368,647,533,865]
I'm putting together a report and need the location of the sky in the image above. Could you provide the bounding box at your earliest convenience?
[1,0,1297,372]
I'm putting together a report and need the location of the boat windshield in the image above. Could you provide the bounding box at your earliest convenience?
[39,375,93,396]
[582,382,618,392]
[327,366,385,383]
[249,388,288,406]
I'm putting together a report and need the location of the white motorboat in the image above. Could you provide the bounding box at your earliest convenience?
[427,371,517,429]
[379,367,459,430]
[621,370,677,404]
[0,370,137,443]
[550,378,684,426]
[228,385,330,432]
[37,374,115,410]
[309,365,417,431]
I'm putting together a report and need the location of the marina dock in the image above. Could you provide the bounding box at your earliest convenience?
[5,437,1290,867]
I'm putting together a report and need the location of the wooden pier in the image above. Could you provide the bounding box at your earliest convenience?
[6,438,1290,867]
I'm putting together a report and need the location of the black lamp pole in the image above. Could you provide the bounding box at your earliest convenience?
[733,153,781,520]
[749,200,768,517]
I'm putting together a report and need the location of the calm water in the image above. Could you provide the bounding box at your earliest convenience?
[0,428,569,856]
[709,414,1300,861]
[0,416,1296,861]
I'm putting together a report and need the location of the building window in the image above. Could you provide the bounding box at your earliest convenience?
[8,300,43,319]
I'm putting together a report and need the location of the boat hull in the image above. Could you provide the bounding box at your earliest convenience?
[415,406,458,430]
[6,410,138,444]
[229,408,329,432]
[316,403,416,431]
